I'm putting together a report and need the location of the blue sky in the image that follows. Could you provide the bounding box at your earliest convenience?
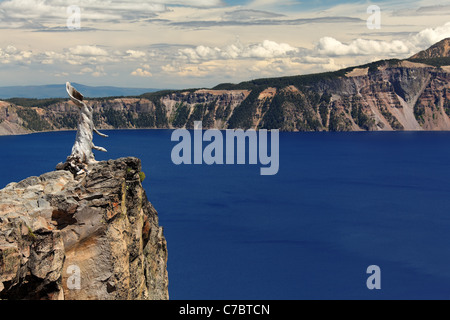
[0,0,449,89]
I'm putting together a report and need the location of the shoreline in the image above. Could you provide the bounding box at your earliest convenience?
[0,127,172,137]
[2,127,450,138]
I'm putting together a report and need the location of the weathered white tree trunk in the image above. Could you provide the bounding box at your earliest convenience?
[64,82,108,174]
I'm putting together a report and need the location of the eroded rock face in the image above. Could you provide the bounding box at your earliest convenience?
[0,157,168,300]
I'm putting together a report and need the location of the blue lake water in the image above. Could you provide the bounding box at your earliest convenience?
[1,130,450,300]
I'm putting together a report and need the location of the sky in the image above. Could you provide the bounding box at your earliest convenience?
[0,0,450,89]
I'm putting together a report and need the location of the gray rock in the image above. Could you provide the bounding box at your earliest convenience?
[0,157,168,300]
[15,176,40,189]
[40,170,73,183]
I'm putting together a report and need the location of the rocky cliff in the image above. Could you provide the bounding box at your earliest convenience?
[2,39,450,134]
[0,157,168,300]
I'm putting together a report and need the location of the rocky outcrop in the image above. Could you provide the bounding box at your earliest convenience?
[0,157,168,300]
[0,102,30,135]
[2,65,450,133]
[410,38,450,59]
[307,63,446,131]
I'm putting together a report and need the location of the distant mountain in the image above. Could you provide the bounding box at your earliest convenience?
[410,37,450,59]
[1,38,450,135]
[0,83,161,99]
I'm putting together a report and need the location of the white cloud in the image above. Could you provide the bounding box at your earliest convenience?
[69,45,108,56]
[410,22,450,48]
[131,68,152,77]
[248,0,297,9]
[159,21,450,82]
[126,50,147,59]
[92,66,106,77]
[162,60,230,77]
[0,0,222,28]
[78,67,94,74]
[1,0,450,90]
[42,51,65,62]
[179,40,299,61]
[316,37,411,56]
[54,71,69,77]
[34,46,118,68]
[157,0,221,6]
[315,22,450,58]
[0,46,33,64]
[223,9,285,21]
[243,40,298,58]
[0,0,63,20]
[294,56,331,64]
[131,64,152,77]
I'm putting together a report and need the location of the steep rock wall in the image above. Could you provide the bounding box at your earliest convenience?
[0,157,168,300]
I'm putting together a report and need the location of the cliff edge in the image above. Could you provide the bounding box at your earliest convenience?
[0,157,168,300]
